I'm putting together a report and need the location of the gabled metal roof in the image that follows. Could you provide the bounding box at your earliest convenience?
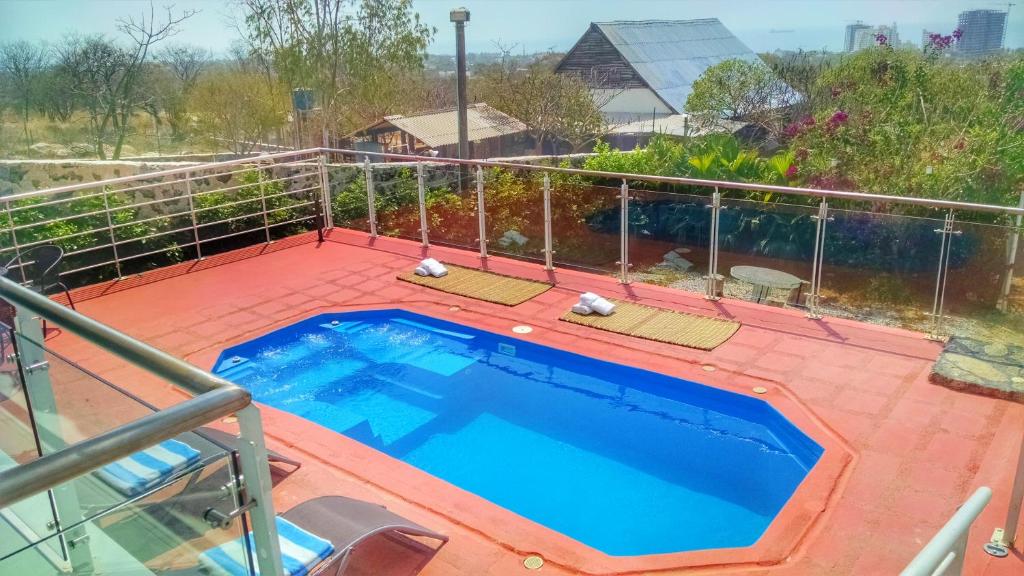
[591,19,766,113]
[357,104,528,148]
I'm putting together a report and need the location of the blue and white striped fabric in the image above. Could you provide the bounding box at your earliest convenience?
[198,517,335,576]
[94,439,201,496]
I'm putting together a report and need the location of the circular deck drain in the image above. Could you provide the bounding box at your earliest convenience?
[512,325,533,334]
[221,416,238,424]
[523,555,544,570]
[701,364,716,372]
[449,305,461,312]
[753,386,768,394]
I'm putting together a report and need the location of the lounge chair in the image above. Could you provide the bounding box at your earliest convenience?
[198,427,303,471]
[199,495,448,575]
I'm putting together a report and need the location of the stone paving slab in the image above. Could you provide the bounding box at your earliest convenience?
[931,337,1024,402]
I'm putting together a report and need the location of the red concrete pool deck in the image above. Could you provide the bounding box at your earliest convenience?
[46,228,1024,576]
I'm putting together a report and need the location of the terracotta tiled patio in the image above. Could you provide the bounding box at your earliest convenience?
[46,228,1024,575]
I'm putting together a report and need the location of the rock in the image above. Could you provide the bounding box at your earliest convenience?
[661,249,693,272]
[29,142,72,158]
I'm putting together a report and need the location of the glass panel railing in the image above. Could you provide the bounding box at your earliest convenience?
[627,187,713,291]
[484,167,546,263]
[819,209,943,332]
[0,329,241,540]
[0,322,63,565]
[371,164,424,242]
[424,163,478,250]
[717,198,817,307]
[0,449,254,575]
[550,179,621,275]
[941,218,1024,342]
[326,164,372,233]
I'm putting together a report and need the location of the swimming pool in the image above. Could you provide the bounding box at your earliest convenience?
[214,310,823,556]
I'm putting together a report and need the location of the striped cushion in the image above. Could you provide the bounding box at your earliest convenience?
[199,517,335,576]
[94,439,201,496]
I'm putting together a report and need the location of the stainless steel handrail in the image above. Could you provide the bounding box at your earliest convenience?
[0,277,236,396]
[0,276,253,508]
[0,386,250,508]
[0,276,285,574]
[323,147,1024,217]
[8,147,1024,216]
[901,486,992,576]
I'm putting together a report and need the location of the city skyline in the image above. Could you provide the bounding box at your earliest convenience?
[0,0,1020,56]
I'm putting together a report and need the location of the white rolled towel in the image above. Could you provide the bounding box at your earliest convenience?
[579,292,601,306]
[420,258,448,277]
[590,297,616,316]
[414,266,429,276]
[571,303,592,315]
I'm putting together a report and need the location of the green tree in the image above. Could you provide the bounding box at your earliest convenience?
[188,70,290,153]
[473,49,607,153]
[786,46,1024,207]
[685,58,798,140]
[0,40,47,148]
[243,0,434,136]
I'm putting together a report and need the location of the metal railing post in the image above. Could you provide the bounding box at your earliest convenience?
[997,190,1024,312]
[101,188,123,278]
[705,188,721,300]
[476,166,487,259]
[901,487,992,576]
[235,405,285,576]
[929,211,960,340]
[257,167,272,244]
[989,427,1024,553]
[808,198,830,318]
[416,162,429,247]
[184,173,203,260]
[5,200,27,283]
[363,158,378,238]
[618,179,630,284]
[543,174,554,271]
[317,153,333,230]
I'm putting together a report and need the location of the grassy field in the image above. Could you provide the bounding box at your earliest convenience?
[0,110,218,159]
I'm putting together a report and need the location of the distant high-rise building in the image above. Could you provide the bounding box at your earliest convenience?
[850,23,900,51]
[922,29,936,48]
[956,9,1007,56]
[845,21,871,52]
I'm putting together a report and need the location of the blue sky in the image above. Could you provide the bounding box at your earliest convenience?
[1,0,1020,55]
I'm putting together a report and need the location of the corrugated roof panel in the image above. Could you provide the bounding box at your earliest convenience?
[592,19,793,113]
[383,104,528,148]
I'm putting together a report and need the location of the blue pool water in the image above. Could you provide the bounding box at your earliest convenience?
[215,310,822,556]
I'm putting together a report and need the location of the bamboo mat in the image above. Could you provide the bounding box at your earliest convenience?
[398,264,552,306]
[561,299,739,351]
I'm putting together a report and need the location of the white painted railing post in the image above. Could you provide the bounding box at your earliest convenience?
[543,174,553,271]
[101,187,123,278]
[317,153,333,230]
[363,158,377,238]
[184,172,203,260]
[417,162,429,247]
[476,166,487,259]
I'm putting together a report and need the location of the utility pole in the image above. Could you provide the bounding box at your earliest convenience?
[450,7,470,187]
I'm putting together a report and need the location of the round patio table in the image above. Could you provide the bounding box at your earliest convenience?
[730,265,803,303]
